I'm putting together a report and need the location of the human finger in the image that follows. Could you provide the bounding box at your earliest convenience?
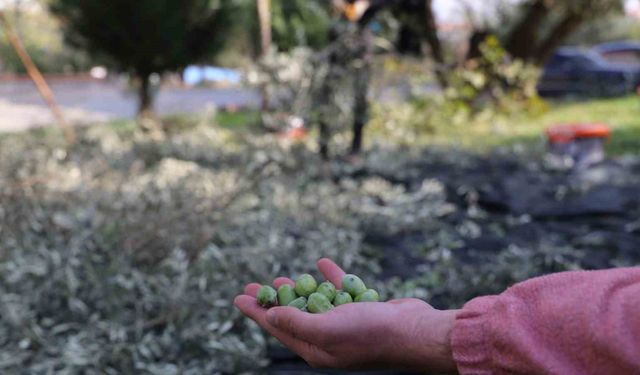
[266,306,329,343]
[244,283,262,297]
[235,296,328,363]
[273,277,295,289]
[387,298,416,305]
[317,258,346,288]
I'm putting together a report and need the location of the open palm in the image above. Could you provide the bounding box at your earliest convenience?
[234,258,458,373]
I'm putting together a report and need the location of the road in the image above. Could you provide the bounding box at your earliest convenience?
[0,78,439,133]
[0,79,261,133]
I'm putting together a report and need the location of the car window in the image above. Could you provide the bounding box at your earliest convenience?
[572,56,596,69]
[601,51,640,65]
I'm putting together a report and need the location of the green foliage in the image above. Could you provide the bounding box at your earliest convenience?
[0,121,378,373]
[271,0,331,51]
[563,0,623,17]
[445,36,543,116]
[48,0,235,77]
[568,14,640,46]
[369,36,545,145]
[0,39,90,74]
[0,9,91,73]
[385,242,587,308]
[248,47,322,130]
[214,0,331,65]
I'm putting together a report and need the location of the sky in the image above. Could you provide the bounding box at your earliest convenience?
[627,0,640,12]
[433,0,640,22]
[433,0,471,21]
[432,0,517,22]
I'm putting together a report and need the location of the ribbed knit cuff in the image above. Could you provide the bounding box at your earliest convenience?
[451,296,500,375]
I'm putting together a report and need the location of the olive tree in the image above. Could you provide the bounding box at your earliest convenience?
[504,0,624,64]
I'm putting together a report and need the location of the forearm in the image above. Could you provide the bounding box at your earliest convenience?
[451,268,640,374]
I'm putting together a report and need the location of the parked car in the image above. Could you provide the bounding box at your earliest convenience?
[593,41,640,65]
[537,47,640,98]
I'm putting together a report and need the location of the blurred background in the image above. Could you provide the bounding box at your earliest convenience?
[0,0,639,374]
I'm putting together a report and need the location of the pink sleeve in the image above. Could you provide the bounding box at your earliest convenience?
[451,267,640,375]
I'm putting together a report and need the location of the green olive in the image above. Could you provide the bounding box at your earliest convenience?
[342,274,367,298]
[288,296,307,310]
[333,291,353,306]
[277,284,298,306]
[355,289,380,302]
[257,285,278,308]
[307,293,334,314]
[294,274,318,298]
[316,281,337,302]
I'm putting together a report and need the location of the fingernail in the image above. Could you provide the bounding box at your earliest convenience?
[266,309,278,326]
[233,296,242,308]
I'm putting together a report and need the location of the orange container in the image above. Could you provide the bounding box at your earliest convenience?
[545,123,611,168]
[546,123,611,144]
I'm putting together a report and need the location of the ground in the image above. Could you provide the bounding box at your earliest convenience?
[0,97,638,374]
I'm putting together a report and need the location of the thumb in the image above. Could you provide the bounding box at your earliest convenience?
[266,307,323,342]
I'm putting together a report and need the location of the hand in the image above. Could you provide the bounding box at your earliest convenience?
[234,258,459,373]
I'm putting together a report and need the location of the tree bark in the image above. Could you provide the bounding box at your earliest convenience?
[138,73,154,118]
[257,0,272,116]
[350,64,370,155]
[319,121,330,160]
[257,0,272,56]
[534,12,584,65]
[423,0,448,87]
[504,0,552,61]
[466,30,491,61]
[383,0,449,86]
[350,119,365,155]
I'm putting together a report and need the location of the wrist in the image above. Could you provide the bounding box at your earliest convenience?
[409,308,460,373]
[434,309,459,373]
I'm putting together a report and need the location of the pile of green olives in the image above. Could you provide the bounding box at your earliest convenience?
[256,274,380,313]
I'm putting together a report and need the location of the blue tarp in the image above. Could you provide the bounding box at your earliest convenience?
[183,66,242,86]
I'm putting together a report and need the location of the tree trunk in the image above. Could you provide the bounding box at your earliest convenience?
[257,0,272,116]
[388,0,448,86]
[138,73,154,118]
[257,0,272,56]
[350,119,365,155]
[534,12,584,65]
[423,0,448,87]
[319,121,330,161]
[350,66,369,155]
[504,0,552,61]
[466,30,491,61]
